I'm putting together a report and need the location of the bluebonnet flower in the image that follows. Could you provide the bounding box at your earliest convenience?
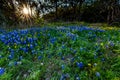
[80,48,83,51]
[66,32,77,40]
[65,73,70,78]
[94,63,97,67]
[19,56,23,61]
[62,45,65,49]
[37,33,40,36]
[75,74,80,80]
[73,50,77,54]
[22,40,27,44]
[48,54,52,58]
[38,56,42,60]
[97,29,105,32]
[27,37,33,43]
[4,41,9,45]
[0,55,2,59]
[61,65,65,70]
[17,61,22,65]
[49,37,57,44]
[70,48,73,51]
[60,74,65,80]
[105,45,109,49]
[76,62,84,69]
[14,61,17,65]
[76,77,80,80]
[31,50,36,54]
[0,67,5,75]
[30,44,34,49]
[10,49,14,53]
[47,33,50,36]
[109,41,114,47]
[0,34,6,42]
[14,40,20,44]
[98,52,103,56]
[101,58,105,62]
[93,34,97,38]
[94,54,98,59]
[60,73,70,80]
[96,72,100,77]
[62,42,65,44]
[58,52,62,56]
[8,61,14,66]
[70,57,74,62]
[34,43,38,46]
[21,47,28,53]
[8,54,14,60]
[61,56,65,60]
[33,37,37,41]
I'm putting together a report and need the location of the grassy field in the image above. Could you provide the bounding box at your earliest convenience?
[0,25,120,80]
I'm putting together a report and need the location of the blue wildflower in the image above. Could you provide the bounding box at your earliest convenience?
[50,37,57,44]
[73,50,77,54]
[8,55,14,59]
[66,32,77,40]
[70,58,74,63]
[19,56,23,60]
[101,58,105,62]
[61,56,65,60]
[38,56,42,60]
[48,54,52,58]
[14,61,17,65]
[0,55,2,59]
[30,44,34,49]
[60,74,65,80]
[76,77,80,80]
[96,72,100,77]
[76,62,84,69]
[27,37,33,43]
[8,62,14,66]
[61,65,65,70]
[0,67,5,75]
[80,48,83,51]
[109,41,114,47]
[22,47,28,53]
[33,38,37,41]
[75,74,80,80]
[70,48,73,51]
[58,52,62,56]
[62,45,65,49]
[23,40,27,44]
[94,63,97,67]
[47,33,50,36]
[34,43,38,46]
[94,55,98,59]
[31,50,36,54]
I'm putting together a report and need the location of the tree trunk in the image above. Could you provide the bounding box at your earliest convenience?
[55,0,58,20]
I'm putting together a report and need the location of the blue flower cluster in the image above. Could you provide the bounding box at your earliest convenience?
[0,67,5,75]
[0,26,118,79]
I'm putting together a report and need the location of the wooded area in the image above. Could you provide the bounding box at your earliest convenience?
[0,0,120,26]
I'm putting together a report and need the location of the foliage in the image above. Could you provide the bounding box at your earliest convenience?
[0,0,120,26]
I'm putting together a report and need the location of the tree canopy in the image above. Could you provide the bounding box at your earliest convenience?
[0,0,120,26]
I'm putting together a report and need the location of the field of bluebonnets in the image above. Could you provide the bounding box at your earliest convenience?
[0,26,120,80]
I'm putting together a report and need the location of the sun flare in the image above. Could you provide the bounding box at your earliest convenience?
[23,7,29,15]
[15,4,36,23]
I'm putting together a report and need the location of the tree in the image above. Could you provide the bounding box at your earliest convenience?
[97,0,120,24]
[107,0,120,25]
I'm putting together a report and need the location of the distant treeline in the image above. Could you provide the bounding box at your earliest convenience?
[0,0,120,26]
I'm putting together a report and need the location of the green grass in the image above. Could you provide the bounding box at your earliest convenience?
[0,25,120,80]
